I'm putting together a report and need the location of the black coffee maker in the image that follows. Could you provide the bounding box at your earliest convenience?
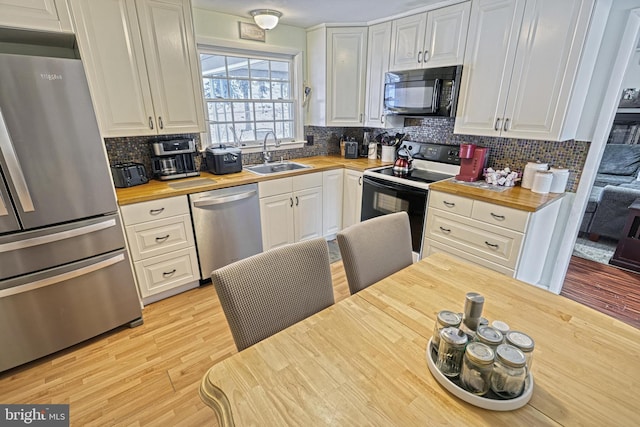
[150,139,200,180]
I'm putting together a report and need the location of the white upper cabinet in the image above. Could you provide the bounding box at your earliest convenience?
[69,0,205,138]
[364,21,392,128]
[454,0,597,141]
[0,0,72,33]
[389,2,470,71]
[306,26,368,127]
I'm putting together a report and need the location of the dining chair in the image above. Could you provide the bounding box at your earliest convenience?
[337,211,413,294]
[211,237,335,351]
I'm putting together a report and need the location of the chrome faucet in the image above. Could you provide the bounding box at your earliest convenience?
[262,131,279,164]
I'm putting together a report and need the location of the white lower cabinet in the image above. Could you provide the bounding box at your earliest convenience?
[323,169,344,237]
[259,173,323,251]
[342,169,363,229]
[424,191,561,287]
[120,195,199,304]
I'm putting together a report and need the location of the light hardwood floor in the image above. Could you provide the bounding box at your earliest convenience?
[0,262,350,426]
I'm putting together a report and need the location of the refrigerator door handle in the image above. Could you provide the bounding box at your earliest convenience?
[0,218,117,253]
[0,108,35,213]
[0,253,125,298]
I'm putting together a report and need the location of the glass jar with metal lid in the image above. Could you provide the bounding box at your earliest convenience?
[490,344,527,398]
[460,342,494,395]
[505,330,535,372]
[475,325,504,352]
[432,311,462,351]
[436,327,468,377]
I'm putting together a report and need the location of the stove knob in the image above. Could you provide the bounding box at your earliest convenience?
[408,145,413,151]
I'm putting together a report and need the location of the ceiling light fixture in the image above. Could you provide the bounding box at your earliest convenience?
[250,9,282,30]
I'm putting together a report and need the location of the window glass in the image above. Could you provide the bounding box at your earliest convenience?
[200,50,295,147]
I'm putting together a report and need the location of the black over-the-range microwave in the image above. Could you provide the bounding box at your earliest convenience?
[383,65,462,117]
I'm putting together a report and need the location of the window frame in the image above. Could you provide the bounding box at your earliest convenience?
[197,42,304,152]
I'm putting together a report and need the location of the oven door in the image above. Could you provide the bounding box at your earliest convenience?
[361,175,428,254]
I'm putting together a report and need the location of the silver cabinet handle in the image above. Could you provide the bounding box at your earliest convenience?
[0,191,8,216]
[155,234,170,243]
[158,116,164,130]
[290,197,293,207]
[423,49,429,62]
[149,116,154,129]
[439,226,452,233]
[0,253,124,298]
[0,108,35,212]
[485,241,499,249]
[0,218,116,253]
[494,118,501,131]
[380,114,384,124]
[162,269,177,278]
[358,177,362,186]
[490,213,506,221]
[192,190,257,207]
[417,51,423,63]
[503,118,510,132]
[360,113,363,122]
[149,207,165,215]
[295,196,299,206]
[443,201,455,208]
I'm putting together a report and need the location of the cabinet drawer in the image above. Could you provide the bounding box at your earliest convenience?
[424,239,515,277]
[125,214,194,261]
[259,177,293,198]
[293,172,323,191]
[121,196,189,225]
[426,211,523,269]
[471,201,529,232]
[429,191,473,217]
[133,248,199,298]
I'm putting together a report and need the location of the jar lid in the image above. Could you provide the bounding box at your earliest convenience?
[440,327,468,346]
[437,310,461,327]
[476,325,503,345]
[495,344,526,368]
[535,170,553,175]
[465,342,494,365]
[550,167,569,172]
[491,320,510,334]
[506,331,535,352]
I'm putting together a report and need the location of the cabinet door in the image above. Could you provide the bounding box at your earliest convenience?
[294,187,323,242]
[0,0,72,33]
[423,2,470,68]
[70,0,157,137]
[326,27,368,126]
[323,170,344,237]
[135,0,205,134]
[389,13,426,72]
[454,0,525,137]
[342,170,363,229]
[501,0,594,140]
[260,193,295,251]
[364,21,392,127]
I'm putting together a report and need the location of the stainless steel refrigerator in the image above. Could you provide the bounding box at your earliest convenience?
[0,53,142,372]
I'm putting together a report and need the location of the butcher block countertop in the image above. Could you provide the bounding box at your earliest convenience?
[115,156,389,206]
[429,179,565,212]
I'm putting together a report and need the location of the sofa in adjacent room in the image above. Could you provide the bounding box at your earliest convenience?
[581,144,640,241]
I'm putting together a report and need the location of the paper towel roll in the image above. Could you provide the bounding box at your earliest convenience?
[531,171,553,194]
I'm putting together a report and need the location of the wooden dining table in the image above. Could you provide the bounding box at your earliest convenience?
[199,253,640,426]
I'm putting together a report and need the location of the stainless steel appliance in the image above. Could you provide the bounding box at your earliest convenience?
[151,139,200,180]
[0,53,142,372]
[189,183,263,279]
[384,66,462,117]
[205,145,242,175]
[362,141,460,257]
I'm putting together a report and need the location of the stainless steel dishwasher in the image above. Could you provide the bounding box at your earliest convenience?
[189,183,263,279]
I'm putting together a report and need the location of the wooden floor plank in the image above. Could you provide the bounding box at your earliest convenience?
[0,258,636,426]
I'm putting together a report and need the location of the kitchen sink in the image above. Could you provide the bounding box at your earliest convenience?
[245,162,312,175]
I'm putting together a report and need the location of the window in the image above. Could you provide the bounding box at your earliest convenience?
[199,50,296,147]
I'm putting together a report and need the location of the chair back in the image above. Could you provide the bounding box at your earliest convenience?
[211,237,334,351]
[337,211,413,294]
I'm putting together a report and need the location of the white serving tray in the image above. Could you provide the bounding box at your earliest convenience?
[426,338,533,411]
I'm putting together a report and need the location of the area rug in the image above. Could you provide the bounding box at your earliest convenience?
[327,239,342,263]
[572,236,617,265]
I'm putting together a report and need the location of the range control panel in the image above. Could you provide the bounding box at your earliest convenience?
[399,141,461,165]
